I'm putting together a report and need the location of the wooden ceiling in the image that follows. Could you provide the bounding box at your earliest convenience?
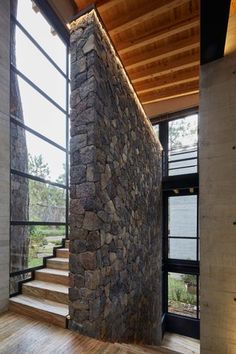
[73,0,200,110]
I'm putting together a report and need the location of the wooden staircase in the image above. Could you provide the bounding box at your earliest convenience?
[9,240,70,328]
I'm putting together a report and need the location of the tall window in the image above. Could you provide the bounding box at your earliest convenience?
[10,0,69,292]
[153,111,200,338]
[168,115,198,176]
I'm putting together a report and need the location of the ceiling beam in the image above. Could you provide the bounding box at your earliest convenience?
[108,0,191,36]
[139,80,199,104]
[129,51,199,82]
[144,93,199,118]
[97,0,124,12]
[135,66,199,93]
[116,12,199,54]
[74,0,123,12]
[124,33,199,70]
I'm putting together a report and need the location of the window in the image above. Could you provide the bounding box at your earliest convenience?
[168,195,198,261]
[10,0,69,292]
[168,115,198,176]
[168,272,199,318]
[156,110,200,339]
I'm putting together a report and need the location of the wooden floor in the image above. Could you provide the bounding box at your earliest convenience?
[0,312,200,354]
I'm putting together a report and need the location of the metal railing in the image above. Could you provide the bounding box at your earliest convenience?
[168,147,198,175]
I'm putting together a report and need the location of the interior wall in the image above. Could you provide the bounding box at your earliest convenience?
[0,0,10,313]
[200,51,236,353]
[69,10,162,344]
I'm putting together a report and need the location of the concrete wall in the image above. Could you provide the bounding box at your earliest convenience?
[0,0,10,313]
[69,10,162,344]
[200,51,236,353]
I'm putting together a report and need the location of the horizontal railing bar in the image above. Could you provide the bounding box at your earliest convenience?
[169,164,197,171]
[12,16,68,80]
[168,236,197,239]
[11,168,67,189]
[169,149,198,156]
[10,221,67,226]
[11,65,67,115]
[11,115,67,152]
[169,157,197,164]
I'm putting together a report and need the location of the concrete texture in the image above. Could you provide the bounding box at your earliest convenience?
[69,10,162,345]
[200,51,236,353]
[0,0,10,313]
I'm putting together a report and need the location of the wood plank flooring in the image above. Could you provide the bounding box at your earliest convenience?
[0,312,200,354]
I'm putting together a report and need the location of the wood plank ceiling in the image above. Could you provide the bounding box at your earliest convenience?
[73,0,200,110]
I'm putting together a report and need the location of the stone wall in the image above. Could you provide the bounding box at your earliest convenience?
[69,10,162,344]
[0,0,10,313]
[200,51,236,353]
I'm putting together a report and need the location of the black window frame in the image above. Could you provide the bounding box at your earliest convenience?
[10,0,70,280]
[153,108,200,339]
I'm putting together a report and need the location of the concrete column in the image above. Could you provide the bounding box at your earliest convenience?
[69,9,162,344]
[0,0,10,313]
[200,51,236,353]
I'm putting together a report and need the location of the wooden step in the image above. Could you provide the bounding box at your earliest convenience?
[9,295,68,328]
[35,268,69,286]
[22,280,68,304]
[56,248,69,258]
[65,239,70,249]
[46,257,69,270]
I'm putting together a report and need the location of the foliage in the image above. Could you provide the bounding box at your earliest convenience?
[168,275,196,306]
[181,273,197,286]
[169,116,198,151]
[28,154,66,221]
[29,154,50,179]
[27,155,66,267]
[28,258,43,268]
[30,225,65,237]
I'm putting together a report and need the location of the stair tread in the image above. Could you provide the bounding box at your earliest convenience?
[10,295,68,316]
[57,248,68,252]
[36,268,69,276]
[23,280,68,294]
[47,257,68,263]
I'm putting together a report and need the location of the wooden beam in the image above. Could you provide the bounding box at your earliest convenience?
[135,66,199,93]
[74,0,123,12]
[116,12,199,54]
[129,51,199,82]
[124,34,199,70]
[108,0,191,36]
[144,93,199,118]
[97,0,123,12]
[139,80,199,104]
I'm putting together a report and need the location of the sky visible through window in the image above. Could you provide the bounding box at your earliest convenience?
[15,0,67,182]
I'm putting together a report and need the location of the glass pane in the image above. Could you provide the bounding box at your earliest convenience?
[15,26,66,108]
[169,238,197,260]
[10,225,65,293]
[16,0,66,71]
[169,196,197,237]
[153,124,159,138]
[168,272,197,318]
[16,76,66,146]
[168,115,198,176]
[11,174,66,222]
[11,123,66,183]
